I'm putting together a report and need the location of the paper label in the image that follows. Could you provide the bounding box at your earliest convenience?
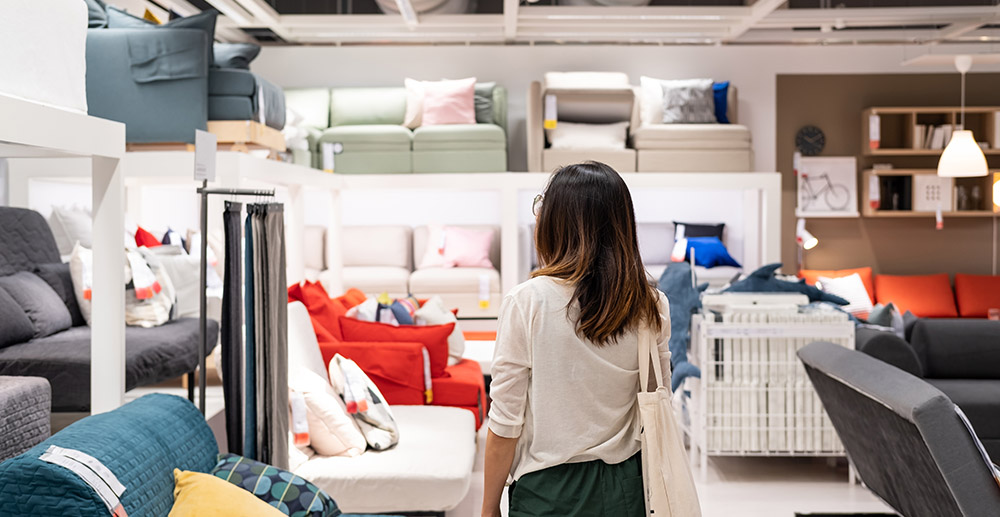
[543,94,557,130]
[478,274,490,309]
[935,205,944,230]
[41,446,127,516]
[793,151,802,177]
[322,142,336,173]
[670,237,688,263]
[258,86,266,125]
[194,130,217,182]
[869,114,881,150]
[868,174,881,210]
[289,391,310,446]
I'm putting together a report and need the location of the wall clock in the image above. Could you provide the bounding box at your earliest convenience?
[795,125,825,156]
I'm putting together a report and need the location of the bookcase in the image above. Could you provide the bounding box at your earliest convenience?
[862,107,1000,156]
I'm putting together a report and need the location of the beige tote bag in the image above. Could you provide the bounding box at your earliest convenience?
[638,326,702,517]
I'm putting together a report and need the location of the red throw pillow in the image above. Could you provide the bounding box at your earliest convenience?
[799,267,874,303]
[875,274,957,318]
[954,274,1000,318]
[287,281,346,341]
[134,226,162,248]
[339,316,454,378]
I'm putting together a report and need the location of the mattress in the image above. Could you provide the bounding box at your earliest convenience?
[0,1,88,113]
[295,405,476,513]
[0,318,218,411]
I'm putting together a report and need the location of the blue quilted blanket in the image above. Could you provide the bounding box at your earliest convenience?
[0,394,217,517]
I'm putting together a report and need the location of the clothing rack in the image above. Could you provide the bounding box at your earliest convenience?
[194,181,275,414]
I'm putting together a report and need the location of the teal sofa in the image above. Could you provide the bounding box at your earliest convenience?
[285,85,508,174]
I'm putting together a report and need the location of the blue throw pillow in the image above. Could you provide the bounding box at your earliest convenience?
[684,237,740,268]
[713,81,730,124]
[211,454,341,517]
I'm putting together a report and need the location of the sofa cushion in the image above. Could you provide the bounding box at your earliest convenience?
[409,267,501,294]
[800,267,875,303]
[288,281,347,342]
[631,124,751,149]
[106,7,217,67]
[319,125,412,152]
[909,319,1000,380]
[414,225,500,272]
[210,453,341,517]
[0,287,34,350]
[340,267,411,296]
[286,88,332,130]
[34,262,86,328]
[926,379,1000,443]
[0,318,218,412]
[208,68,257,96]
[412,124,505,150]
[432,358,485,408]
[330,88,406,127]
[0,207,62,276]
[875,274,957,318]
[954,273,1000,318]
[295,405,475,514]
[339,317,453,379]
[342,225,412,269]
[0,272,72,339]
[474,82,496,124]
[212,42,260,70]
[170,469,287,517]
[85,0,108,28]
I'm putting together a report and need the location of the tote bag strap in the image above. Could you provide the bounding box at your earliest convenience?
[637,324,665,393]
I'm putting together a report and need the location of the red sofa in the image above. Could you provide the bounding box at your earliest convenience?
[800,267,1000,319]
[290,281,486,429]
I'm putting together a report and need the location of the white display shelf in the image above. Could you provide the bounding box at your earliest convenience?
[0,93,126,414]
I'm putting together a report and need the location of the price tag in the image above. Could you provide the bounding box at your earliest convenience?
[543,94,557,130]
[322,142,336,173]
[793,151,802,177]
[868,174,881,210]
[41,446,127,516]
[194,130,217,182]
[869,114,881,150]
[478,273,490,310]
[258,85,266,125]
[935,205,944,230]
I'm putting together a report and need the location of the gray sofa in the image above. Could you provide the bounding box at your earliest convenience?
[799,342,1000,517]
[856,319,1000,460]
[0,207,217,412]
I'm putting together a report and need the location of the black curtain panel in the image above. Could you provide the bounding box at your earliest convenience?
[221,201,244,455]
[243,209,257,461]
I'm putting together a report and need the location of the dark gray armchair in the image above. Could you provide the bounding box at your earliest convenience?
[856,319,1000,459]
[86,28,209,143]
[800,342,1000,517]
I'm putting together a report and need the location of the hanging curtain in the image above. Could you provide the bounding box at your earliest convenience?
[221,201,244,455]
[250,203,289,469]
[243,208,257,461]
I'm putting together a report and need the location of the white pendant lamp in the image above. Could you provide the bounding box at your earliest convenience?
[938,55,988,178]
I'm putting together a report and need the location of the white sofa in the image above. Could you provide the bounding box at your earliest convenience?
[526,72,753,173]
[307,224,503,317]
[287,302,476,515]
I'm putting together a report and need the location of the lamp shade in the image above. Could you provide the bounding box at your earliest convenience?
[993,172,999,212]
[796,218,818,250]
[937,130,988,178]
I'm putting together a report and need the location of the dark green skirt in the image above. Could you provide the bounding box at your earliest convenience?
[508,453,645,517]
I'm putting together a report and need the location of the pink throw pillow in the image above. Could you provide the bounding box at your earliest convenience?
[421,78,476,126]
[418,225,494,269]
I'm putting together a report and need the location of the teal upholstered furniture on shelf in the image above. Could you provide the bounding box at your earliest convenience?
[285,85,508,174]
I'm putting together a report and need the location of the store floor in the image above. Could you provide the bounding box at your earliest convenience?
[127,386,893,516]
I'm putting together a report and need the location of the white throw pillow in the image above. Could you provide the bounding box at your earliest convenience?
[818,273,874,316]
[150,245,201,319]
[639,76,665,127]
[291,369,366,458]
[548,121,629,150]
[48,205,92,256]
[68,243,93,324]
[415,296,465,366]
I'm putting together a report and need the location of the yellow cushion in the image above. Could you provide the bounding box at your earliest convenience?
[168,469,286,517]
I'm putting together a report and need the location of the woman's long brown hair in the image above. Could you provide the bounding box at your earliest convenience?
[532,161,661,346]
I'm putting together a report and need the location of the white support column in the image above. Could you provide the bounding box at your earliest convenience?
[500,184,520,296]
[90,155,125,414]
[285,183,306,285]
[742,189,763,272]
[325,187,344,296]
[762,174,783,265]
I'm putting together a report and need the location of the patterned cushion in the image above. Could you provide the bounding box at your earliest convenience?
[211,453,341,517]
[659,78,717,124]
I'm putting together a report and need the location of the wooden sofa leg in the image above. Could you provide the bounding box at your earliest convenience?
[187,371,195,402]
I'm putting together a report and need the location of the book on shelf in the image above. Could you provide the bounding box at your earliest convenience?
[929,126,946,150]
[912,124,926,149]
[941,125,953,148]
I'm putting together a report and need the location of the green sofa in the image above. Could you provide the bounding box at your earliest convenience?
[285,85,508,174]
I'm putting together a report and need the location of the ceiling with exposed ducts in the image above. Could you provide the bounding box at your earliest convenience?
[119,0,1000,45]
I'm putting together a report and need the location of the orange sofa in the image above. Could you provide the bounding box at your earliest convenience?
[800,267,1000,319]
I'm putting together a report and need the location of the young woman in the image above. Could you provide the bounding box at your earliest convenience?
[482,161,672,517]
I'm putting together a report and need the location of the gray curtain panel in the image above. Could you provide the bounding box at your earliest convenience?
[221,201,243,455]
[249,203,288,470]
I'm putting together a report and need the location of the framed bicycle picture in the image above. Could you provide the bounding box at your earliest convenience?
[796,156,859,217]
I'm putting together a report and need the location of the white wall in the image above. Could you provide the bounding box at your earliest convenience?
[251,43,1000,172]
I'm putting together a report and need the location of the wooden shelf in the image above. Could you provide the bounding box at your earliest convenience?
[864,210,997,218]
[867,148,1000,157]
[861,168,997,217]
[862,106,1000,157]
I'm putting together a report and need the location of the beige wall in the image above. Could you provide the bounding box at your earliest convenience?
[776,73,1000,276]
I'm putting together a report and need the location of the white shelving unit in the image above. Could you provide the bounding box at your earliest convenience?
[0,93,126,414]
